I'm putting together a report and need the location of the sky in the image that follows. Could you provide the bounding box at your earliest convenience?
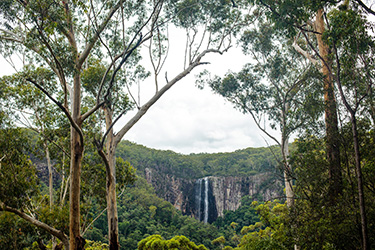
[0,31,280,155]
[113,36,280,154]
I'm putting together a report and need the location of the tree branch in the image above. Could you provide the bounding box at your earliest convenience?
[0,201,69,250]
[81,34,143,122]
[26,78,84,145]
[355,0,375,16]
[292,33,319,65]
[78,0,123,66]
[113,48,226,147]
[82,1,163,122]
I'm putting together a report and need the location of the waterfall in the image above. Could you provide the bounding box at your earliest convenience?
[195,177,210,223]
[203,177,209,223]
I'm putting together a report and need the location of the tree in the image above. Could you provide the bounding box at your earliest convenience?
[212,236,226,249]
[1,0,245,248]
[325,4,375,248]
[238,1,375,248]
[0,125,70,249]
[238,201,289,250]
[4,67,65,248]
[250,0,343,204]
[205,17,322,207]
[138,235,208,250]
[84,1,246,248]
[0,66,120,249]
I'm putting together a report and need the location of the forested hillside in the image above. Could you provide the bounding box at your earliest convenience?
[0,129,263,249]
[116,140,281,179]
[83,177,260,250]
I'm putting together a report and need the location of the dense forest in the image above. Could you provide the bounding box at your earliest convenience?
[1,0,375,249]
[116,141,281,179]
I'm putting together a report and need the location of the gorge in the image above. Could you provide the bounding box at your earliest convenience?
[35,140,284,223]
[144,167,282,223]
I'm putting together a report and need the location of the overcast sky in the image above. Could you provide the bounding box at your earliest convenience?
[114,37,280,154]
[0,32,280,155]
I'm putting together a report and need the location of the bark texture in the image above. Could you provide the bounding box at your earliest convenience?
[315,9,342,200]
[69,73,85,250]
[105,107,120,250]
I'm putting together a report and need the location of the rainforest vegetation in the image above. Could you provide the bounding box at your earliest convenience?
[1,0,375,249]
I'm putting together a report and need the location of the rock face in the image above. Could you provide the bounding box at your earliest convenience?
[144,168,196,215]
[209,175,280,217]
[144,168,282,222]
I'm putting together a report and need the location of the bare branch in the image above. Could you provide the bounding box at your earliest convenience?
[81,207,107,237]
[79,0,124,66]
[355,0,375,15]
[241,102,281,147]
[293,32,319,65]
[82,1,163,122]
[114,48,227,147]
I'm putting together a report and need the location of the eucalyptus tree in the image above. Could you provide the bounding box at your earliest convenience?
[0,67,133,249]
[250,0,344,202]
[0,0,246,249]
[3,67,63,209]
[205,18,322,207]
[0,67,65,248]
[86,1,248,248]
[246,1,375,248]
[325,5,375,248]
[0,0,162,248]
[0,123,71,248]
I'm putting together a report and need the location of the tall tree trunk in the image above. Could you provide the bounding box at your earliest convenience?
[104,107,119,250]
[44,142,53,207]
[44,142,57,249]
[350,115,369,250]
[69,73,85,250]
[282,136,294,207]
[315,9,342,200]
[281,104,294,207]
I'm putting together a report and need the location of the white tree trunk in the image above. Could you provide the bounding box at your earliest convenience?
[104,108,119,250]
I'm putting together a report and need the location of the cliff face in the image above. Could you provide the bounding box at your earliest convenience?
[145,168,196,215]
[144,168,282,222]
[209,175,280,217]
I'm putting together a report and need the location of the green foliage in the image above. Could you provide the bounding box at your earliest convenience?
[0,128,39,208]
[214,196,260,237]
[237,200,290,250]
[249,0,336,37]
[116,157,137,192]
[138,234,208,250]
[84,240,109,250]
[167,0,240,33]
[287,128,375,249]
[0,212,38,250]
[116,140,281,179]
[212,236,226,249]
[84,177,221,249]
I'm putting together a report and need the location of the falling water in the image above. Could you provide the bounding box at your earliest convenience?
[195,179,202,221]
[195,177,210,223]
[203,177,209,223]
